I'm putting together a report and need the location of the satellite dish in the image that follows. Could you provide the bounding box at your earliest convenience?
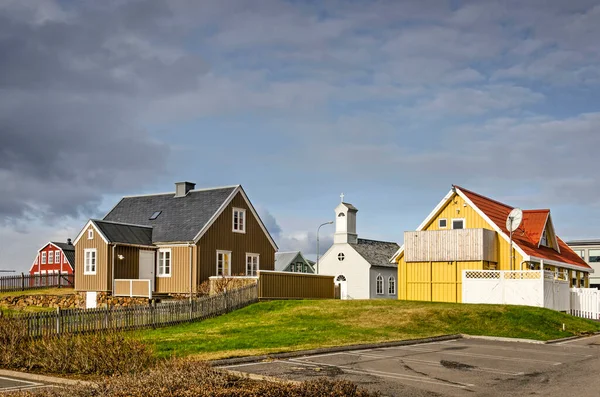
[506,208,523,232]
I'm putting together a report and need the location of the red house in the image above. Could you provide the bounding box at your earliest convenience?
[29,240,75,279]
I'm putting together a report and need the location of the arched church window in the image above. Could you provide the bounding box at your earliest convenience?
[336,275,346,282]
[338,213,345,217]
[376,275,383,295]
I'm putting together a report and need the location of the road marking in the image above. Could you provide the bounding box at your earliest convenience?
[419,342,591,358]
[336,352,524,376]
[285,359,474,389]
[385,346,562,365]
[0,376,50,393]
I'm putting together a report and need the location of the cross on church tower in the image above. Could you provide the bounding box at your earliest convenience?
[340,192,344,202]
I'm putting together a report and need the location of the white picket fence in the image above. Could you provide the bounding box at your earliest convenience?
[462,270,570,311]
[570,288,600,320]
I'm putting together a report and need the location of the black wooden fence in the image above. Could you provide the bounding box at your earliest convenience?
[0,273,75,293]
[4,284,258,337]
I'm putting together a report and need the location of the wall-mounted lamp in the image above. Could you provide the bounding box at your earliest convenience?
[117,255,124,260]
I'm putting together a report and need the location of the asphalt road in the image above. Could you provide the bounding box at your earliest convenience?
[221,335,600,396]
[0,376,49,394]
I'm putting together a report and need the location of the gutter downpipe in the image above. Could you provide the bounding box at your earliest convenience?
[111,244,116,297]
[189,243,193,304]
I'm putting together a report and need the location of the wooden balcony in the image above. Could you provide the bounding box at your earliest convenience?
[404,229,498,263]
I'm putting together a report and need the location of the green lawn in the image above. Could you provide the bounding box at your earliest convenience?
[0,288,75,298]
[138,300,600,361]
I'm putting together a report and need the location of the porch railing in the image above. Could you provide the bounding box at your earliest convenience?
[114,279,152,299]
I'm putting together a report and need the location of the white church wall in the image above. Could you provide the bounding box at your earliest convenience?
[319,245,370,299]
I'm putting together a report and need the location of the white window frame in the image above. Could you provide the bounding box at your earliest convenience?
[232,208,246,233]
[388,276,396,295]
[246,253,259,276]
[88,228,94,239]
[438,218,448,229]
[216,250,232,276]
[157,249,172,277]
[452,218,465,230]
[48,250,54,264]
[376,274,384,295]
[41,252,47,265]
[84,249,97,275]
[55,251,61,264]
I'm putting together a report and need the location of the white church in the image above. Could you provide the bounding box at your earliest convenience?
[318,197,400,300]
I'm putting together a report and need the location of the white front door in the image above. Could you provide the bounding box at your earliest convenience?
[336,275,348,300]
[139,251,155,291]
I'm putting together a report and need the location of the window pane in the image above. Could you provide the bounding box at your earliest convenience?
[589,250,600,263]
[452,219,464,229]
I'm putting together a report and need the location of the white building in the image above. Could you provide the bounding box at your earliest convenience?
[318,199,399,300]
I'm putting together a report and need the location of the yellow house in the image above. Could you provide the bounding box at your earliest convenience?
[391,185,593,303]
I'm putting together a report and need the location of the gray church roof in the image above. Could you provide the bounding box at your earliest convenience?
[103,186,237,243]
[351,238,400,268]
[92,220,153,246]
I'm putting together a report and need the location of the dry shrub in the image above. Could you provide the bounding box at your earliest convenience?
[0,315,154,375]
[13,359,379,397]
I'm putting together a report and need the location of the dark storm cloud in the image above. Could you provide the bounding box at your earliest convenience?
[0,1,207,222]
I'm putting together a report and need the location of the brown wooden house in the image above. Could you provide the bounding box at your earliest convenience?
[73,182,277,302]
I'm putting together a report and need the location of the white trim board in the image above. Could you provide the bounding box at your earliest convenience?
[73,220,109,246]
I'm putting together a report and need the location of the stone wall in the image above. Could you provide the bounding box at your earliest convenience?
[94,292,149,308]
[0,292,151,311]
[0,293,85,309]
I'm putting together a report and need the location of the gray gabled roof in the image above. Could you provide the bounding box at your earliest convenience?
[50,242,75,252]
[275,251,301,271]
[92,220,153,246]
[275,251,314,272]
[103,186,237,243]
[351,238,400,268]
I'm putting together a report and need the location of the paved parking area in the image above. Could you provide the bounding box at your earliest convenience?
[221,335,600,396]
[0,376,50,394]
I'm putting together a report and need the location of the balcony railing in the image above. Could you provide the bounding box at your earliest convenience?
[404,228,498,263]
[114,279,152,298]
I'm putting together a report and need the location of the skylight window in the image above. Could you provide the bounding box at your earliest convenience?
[149,211,162,220]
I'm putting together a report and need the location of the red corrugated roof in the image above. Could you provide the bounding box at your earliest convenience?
[455,186,591,271]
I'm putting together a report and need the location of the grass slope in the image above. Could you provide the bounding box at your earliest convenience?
[139,300,600,360]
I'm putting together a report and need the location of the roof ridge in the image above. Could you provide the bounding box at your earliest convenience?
[356,237,399,245]
[454,185,514,210]
[121,185,239,198]
[92,219,153,229]
[276,251,300,254]
[523,209,550,213]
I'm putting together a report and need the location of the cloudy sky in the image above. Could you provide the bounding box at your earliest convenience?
[1,0,599,272]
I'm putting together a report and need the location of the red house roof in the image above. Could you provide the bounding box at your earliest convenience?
[455,186,591,271]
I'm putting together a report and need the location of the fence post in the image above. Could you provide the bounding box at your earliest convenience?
[56,307,61,336]
[21,273,25,291]
[58,272,62,289]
